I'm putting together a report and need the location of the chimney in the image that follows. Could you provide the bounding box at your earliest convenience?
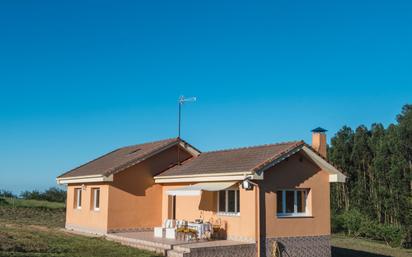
[311,127,327,158]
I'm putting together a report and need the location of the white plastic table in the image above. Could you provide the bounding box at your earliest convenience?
[187,222,212,238]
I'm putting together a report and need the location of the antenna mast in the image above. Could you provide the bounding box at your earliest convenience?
[177,95,196,165]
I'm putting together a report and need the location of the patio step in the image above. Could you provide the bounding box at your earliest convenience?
[171,245,191,253]
[106,233,171,255]
[166,244,191,257]
[166,249,188,257]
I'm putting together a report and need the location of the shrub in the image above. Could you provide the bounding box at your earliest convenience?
[0,198,7,205]
[42,187,66,203]
[20,187,66,203]
[0,190,16,198]
[20,190,42,201]
[371,223,405,247]
[340,209,367,237]
[331,211,345,233]
[335,209,406,247]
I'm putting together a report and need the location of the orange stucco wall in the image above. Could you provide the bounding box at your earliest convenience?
[107,146,191,231]
[65,183,110,234]
[65,145,192,233]
[261,152,331,238]
[161,184,257,242]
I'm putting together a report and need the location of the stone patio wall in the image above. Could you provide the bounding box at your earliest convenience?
[185,243,256,257]
[264,235,331,257]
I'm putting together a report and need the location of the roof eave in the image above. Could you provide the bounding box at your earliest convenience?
[251,144,346,183]
[56,174,114,185]
[301,145,346,183]
[56,138,201,180]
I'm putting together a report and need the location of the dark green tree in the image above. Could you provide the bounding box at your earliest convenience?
[329,126,354,211]
[329,104,412,246]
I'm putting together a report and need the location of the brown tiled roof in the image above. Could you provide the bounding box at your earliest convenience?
[156,141,305,177]
[58,138,181,178]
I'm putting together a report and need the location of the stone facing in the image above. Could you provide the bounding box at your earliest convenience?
[107,227,153,233]
[185,244,256,257]
[264,235,331,257]
[65,223,107,235]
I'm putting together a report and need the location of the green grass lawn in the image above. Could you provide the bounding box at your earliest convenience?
[332,234,412,257]
[0,198,159,257]
[0,197,65,209]
[0,224,159,257]
[0,198,411,257]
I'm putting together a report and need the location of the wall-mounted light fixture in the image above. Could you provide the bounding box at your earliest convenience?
[242,178,257,191]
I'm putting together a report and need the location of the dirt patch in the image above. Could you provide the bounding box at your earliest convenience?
[0,205,65,228]
[0,232,11,241]
[3,223,16,228]
[28,225,50,232]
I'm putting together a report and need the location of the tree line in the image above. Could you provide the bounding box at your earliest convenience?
[329,104,412,247]
[0,187,66,203]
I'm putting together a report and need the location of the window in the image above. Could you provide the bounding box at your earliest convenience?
[218,190,240,215]
[276,189,309,217]
[75,188,82,209]
[92,188,100,211]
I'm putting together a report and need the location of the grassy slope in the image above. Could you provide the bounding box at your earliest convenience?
[0,224,159,257]
[332,234,412,257]
[1,197,65,209]
[0,199,159,257]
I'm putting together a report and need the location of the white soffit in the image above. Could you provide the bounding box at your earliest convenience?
[166,181,238,196]
[56,174,113,185]
[301,146,346,183]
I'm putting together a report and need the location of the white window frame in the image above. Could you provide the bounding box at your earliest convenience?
[276,189,309,217]
[217,189,240,216]
[75,188,82,209]
[92,188,100,211]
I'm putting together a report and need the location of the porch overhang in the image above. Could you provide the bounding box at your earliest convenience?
[166,181,239,196]
[154,172,263,184]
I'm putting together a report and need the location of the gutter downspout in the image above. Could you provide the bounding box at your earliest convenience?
[255,183,261,257]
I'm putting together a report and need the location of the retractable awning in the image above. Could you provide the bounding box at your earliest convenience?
[166,181,238,196]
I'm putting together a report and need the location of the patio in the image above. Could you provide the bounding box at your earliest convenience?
[106,231,256,257]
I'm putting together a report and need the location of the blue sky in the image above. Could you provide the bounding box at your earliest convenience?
[0,0,411,193]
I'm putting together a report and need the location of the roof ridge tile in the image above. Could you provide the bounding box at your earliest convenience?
[121,138,178,149]
[203,140,303,154]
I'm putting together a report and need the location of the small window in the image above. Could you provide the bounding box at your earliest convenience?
[276,191,283,213]
[276,189,309,217]
[297,190,306,213]
[227,190,235,212]
[236,190,240,212]
[219,190,226,212]
[75,188,82,209]
[92,188,100,211]
[218,189,240,215]
[285,191,294,213]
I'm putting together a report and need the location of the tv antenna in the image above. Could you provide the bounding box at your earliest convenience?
[177,95,196,165]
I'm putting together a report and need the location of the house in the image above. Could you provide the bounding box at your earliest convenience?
[57,128,346,257]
